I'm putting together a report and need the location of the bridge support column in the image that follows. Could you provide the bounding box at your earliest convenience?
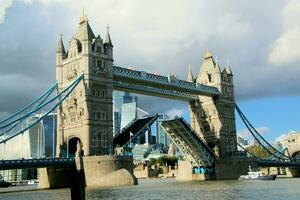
[38,155,137,189]
[285,168,300,177]
[176,158,257,181]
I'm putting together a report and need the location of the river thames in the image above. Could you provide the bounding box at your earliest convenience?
[0,178,299,200]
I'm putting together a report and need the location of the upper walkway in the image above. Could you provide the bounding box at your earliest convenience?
[113,66,219,100]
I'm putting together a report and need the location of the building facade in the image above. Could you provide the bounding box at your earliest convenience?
[279,131,300,159]
[188,51,237,158]
[56,14,114,156]
[156,113,171,152]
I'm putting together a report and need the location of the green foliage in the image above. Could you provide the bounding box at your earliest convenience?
[149,158,157,166]
[154,156,178,166]
[246,144,274,159]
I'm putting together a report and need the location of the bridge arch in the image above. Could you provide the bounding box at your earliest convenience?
[292,151,300,160]
[67,136,82,157]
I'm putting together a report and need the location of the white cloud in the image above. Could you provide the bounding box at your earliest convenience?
[268,0,300,65]
[0,0,299,115]
[237,126,271,142]
[275,133,288,143]
[268,27,300,65]
[166,108,186,119]
[0,0,13,24]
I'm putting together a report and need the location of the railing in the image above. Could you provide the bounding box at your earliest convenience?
[114,80,198,100]
[0,158,75,170]
[113,66,219,96]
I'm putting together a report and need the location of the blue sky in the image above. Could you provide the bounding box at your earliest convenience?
[0,0,299,143]
[171,95,300,143]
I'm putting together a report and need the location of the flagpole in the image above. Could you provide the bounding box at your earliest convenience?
[130,133,132,148]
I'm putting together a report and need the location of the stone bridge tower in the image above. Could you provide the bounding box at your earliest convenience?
[188,51,237,159]
[56,14,114,156]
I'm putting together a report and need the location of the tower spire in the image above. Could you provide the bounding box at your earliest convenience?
[56,33,66,55]
[187,64,194,82]
[75,11,95,41]
[80,9,88,23]
[104,24,113,47]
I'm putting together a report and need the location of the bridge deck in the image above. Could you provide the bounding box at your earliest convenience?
[0,158,75,170]
[114,115,158,147]
[160,117,215,167]
[257,160,300,168]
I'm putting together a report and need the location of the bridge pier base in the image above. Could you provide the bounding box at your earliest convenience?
[176,158,257,181]
[38,155,137,189]
[213,158,257,180]
[285,168,300,177]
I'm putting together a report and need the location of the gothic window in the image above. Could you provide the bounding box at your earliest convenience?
[208,73,212,82]
[79,108,84,116]
[100,111,107,120]
[70,111,76,122]
[97,60,102,68]
[96,46,101,53]
[92,89,95,96]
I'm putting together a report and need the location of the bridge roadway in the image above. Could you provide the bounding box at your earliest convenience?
[113,66,219,100]
[257,160,300,168]
[0,158,75,170]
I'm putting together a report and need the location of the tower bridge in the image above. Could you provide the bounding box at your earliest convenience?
[0,13,299,190]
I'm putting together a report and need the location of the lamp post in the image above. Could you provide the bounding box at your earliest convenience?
[129,132,133,148]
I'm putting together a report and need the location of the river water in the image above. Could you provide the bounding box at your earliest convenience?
[0,178,299,200]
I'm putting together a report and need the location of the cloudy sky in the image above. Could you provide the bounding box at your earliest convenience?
[0,0,299,142]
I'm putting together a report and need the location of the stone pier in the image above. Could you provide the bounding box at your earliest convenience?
[176,158,257,181]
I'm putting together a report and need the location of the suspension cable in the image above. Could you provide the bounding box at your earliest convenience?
[0,74,83,144]
[0,82,58,125]
[235,104,291,161]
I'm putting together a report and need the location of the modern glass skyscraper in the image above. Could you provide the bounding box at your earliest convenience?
[156,113,171,152]
[0,113,57,159]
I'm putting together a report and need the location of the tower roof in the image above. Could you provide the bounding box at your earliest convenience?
[104,25,113,47]
[56,34,66,54]
[75,14,95,42]
[204,50,213,59]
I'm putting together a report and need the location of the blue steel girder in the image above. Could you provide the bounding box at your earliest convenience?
[113,66,219,100]
[114,80,198,100]
[114,115,159,147]
[0,158,75,170]
[160,117,215,167]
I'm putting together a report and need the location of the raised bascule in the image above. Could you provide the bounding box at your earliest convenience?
[0,13,299,190]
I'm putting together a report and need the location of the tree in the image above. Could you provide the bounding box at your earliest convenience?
[154,156,178,166]
[246,144,273,159]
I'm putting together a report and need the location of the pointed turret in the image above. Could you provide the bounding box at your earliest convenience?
[204,50,213,60]
[214,60,221,74]
[187,64,194,82]
[104,25,113,47]
[75,12,95,42]
[104,25,113,59]
[56,34,66,55]
[226,66,233,75]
